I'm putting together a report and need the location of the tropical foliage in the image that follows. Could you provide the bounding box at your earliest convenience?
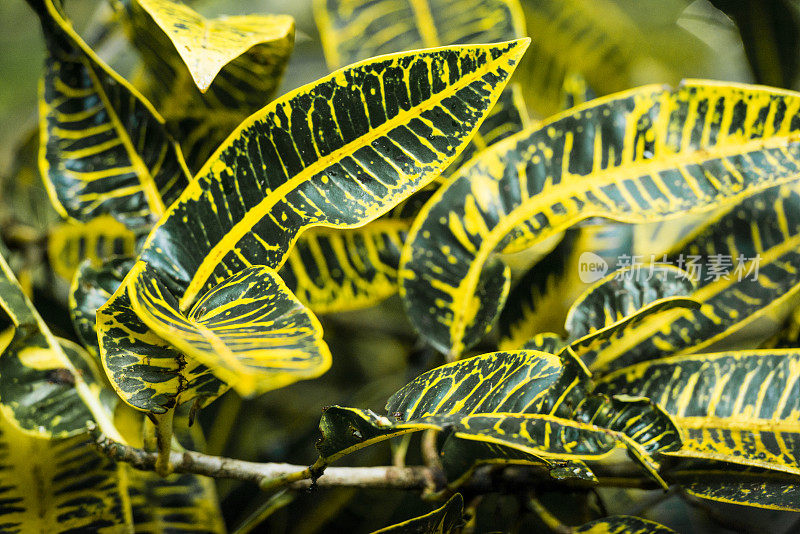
[2,0,800,532]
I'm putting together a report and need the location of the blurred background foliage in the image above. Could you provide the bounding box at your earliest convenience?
[2,0,800,532]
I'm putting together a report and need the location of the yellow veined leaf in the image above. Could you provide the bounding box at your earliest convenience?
[48,215,138,280]
[667,461,800,512]
[498,225,634,350]
[70,256,136,358]
[114,0,296,172]
[574,515,677,534]
[0,413,133,532]
[314,0,526,70]
[279,219,409,314]
[35,0,191,228]
[370,493,464,534]
[96,39,529,414]
[133,0,293,93]
[596,350,800,476]
[127,261,330,397]
[400,81,800,357]
[0,248,121,440]
[586,183,800,373]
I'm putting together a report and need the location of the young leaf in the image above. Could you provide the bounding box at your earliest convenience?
[127,262,331,397]
[133,0,294,93]
[97,39,529,414]
[0,414,132,532]
[0,249,120,439]
[587,183,800,372]
[371,493,464,534]
[48,215,138,280]
[35,0,190,228]
[596,350,800,475]
[401,81,800,357]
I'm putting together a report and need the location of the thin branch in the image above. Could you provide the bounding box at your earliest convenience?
[89,424,657,494]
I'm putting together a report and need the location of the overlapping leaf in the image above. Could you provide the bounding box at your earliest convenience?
[596,350,800,475]
[97,39,529,413]
[401,81,800,357]
[36,0,190,228]
[0,413,131,532]
[587,183,800,372]
[371,493,464,534]
[0,248,120,439]
[128,262,331,397]
[48,215,138,280]
[117,0,296,171]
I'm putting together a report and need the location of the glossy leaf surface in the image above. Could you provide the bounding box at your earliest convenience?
[401,81,800,356]
[575,516,676,534]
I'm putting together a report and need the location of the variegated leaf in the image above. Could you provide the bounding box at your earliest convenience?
[35,0,190,228]
[370,493,464,534]
[0,415,132,532]
[588,183,800,372]
[0,249,120,439]
[401,81,800,357]
[127,262,330,397]
[115,0,296,172]
[596,350,800,476]
[574,516,676,534]
[48,215,138,280]
[97,40,529,414]
[279,219,409,313]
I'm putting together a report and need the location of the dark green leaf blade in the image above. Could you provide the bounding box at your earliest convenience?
[370,493,464,534]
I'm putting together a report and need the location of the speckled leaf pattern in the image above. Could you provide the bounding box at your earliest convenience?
[36,0,190,228]
[128,262,330,397]
[117,0,295,172]
[596,351,800,475]
[0,249,120,439]
[0,414,132,532]
[401,81,800,357]
[314,0,525,69]
[574,515,677,533]
[588,183,800,372]
[48,216,138,281]
[279,220,409,313]
[371,493,464,534]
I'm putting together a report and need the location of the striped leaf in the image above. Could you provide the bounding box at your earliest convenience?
[0,415,132,532]
[116,0,295,171]
[279,220,409,314]
[0,249,120,439]
[668,461,800,512]
[314,0,525,70]
[96,39,528,414]
[587,183,800,372]
[371,493,464,534]
[127,261,330,397]
[48,215,138,281]
[575,516,676,534]
[400,81,800,357]
[70,256,135,358]
[596,350,800,476]
[35,0,190,228]
[498,226,634,350]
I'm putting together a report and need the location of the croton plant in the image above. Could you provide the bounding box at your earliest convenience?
[1,0,800,532]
